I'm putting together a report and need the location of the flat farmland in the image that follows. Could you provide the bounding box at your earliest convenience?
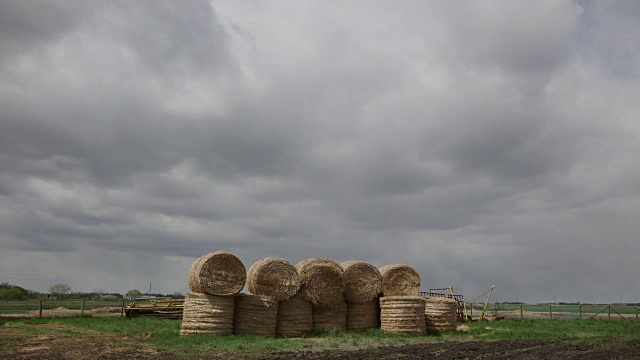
[2,317,640,359]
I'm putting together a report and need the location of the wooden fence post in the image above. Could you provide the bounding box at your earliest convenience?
[121,297,125,317]
[81,298,85,317]
[520,303,523,319]
[579,304,582,319]
[39,299,43,318]
[549,303,552,319]
[608,305,611,319]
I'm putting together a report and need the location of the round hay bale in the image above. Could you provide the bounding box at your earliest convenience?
[276,288,313,337]
[341,260,382,303]
[296,258,344,307]
[180,292,235,335]
[424,296,458,332]
[346,299,379,332]
[378,263,421,296]
[247,257,300,301]
[379,296,425,334]
[233,293,278,336]
[188,250,246,296]
[313,300,347,333]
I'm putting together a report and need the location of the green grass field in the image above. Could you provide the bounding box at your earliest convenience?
[2,316,640,353]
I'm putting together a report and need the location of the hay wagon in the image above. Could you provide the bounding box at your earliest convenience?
[125,297,184,319]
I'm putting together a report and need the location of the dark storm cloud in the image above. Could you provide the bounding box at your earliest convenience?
[0,1,639,301]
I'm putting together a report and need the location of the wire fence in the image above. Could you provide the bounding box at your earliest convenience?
[468,303,640,321]
[0,298,126,318]
[2,298,639,321]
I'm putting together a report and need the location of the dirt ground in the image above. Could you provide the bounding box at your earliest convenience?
[3,323,640,360]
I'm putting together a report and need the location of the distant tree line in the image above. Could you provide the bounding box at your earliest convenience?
[0,282,184,300]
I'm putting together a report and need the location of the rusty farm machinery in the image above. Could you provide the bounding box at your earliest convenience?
[421,284,503,322]
[125,297,184,319]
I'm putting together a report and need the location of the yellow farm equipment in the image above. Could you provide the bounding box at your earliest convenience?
[125,297,184,319]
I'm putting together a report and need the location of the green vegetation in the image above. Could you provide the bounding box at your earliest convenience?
[2,317,640,355]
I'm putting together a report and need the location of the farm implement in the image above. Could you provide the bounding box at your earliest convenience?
[422,285,503,322]
[125,297,184,319]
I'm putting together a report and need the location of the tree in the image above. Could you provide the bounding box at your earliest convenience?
[49,283,71,297]
[126,289,142,298]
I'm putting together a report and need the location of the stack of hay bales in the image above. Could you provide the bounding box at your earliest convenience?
[379,296,426,334]
[180,293,235,335]
[181,250,246,336]
[341,260,381,331]
[276,289,313,337]
[313,300,347,332]
[296,258,346,333]
[424,296,457,332]
[379,263,421,296]
[247,257,301,301]
[233,294,279,336]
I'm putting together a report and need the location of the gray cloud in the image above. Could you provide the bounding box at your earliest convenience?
[0,1,639,302]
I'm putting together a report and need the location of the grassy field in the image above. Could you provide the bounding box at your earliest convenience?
[2,316,640,353]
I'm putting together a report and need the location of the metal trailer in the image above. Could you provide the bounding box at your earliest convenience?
[125,297,184,319]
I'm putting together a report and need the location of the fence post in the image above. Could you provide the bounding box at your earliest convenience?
[121,297,125,317]
[579,304,582,319]
[608,304,611,319]
[470,303,473,318]
[39,299,43,318]
[81,298,85,317]
[520,303,523,319]
[549,303,552,319]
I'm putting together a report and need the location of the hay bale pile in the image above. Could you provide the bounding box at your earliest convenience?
[424,296,457,332]
[276,289,313,337]
[379,296,426,334]
[180,293,235,335]
[233,294,278,336]
[182,250,246,336]
[313,300,347,332]
[379,264,421,296]
[346,299,379,332]
[296,258,345,308]
[247,257,300,301]
[188,250,246,296]
[341,260,382,303]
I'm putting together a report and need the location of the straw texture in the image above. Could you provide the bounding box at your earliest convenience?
[188,250,246,296]
[379,296,426,334]
[247,257,301,301]
[346,299,380,332]
[313,300,347,333]
[424,296,458,332]
[296,258,345,307]
[233,294,278,336]
[341,260,382,303]
[276,289,313,337]
[180,292,235,335]
[378,263,421,296]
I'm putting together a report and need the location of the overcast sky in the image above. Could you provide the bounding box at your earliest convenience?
[1,0,639,303]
